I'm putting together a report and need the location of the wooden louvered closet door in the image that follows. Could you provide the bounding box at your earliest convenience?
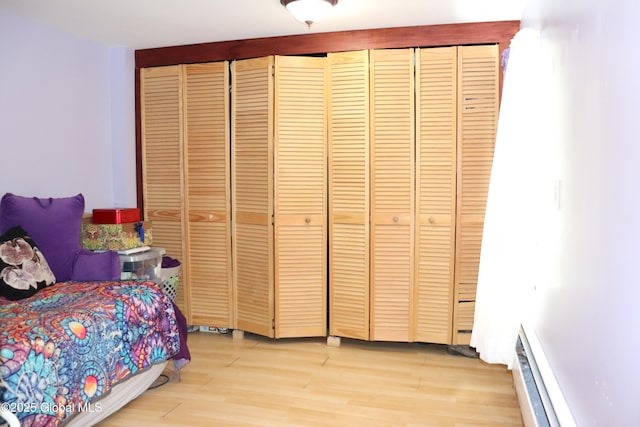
[273,56,327,338]
[140,66,188,312]
[369,49,415,342]
[414,47,458,344]
[183,62,232,327]
[232,57,275,338]
[453,45,499,344]
[328,50,370,340]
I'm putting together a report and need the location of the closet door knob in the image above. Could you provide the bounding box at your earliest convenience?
[393,216,399,223]
[305,217,311,223]
[428,216,435,224]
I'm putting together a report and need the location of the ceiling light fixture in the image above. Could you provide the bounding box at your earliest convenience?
[281,0,339,28]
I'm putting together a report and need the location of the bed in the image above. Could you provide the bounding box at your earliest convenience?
[0,279,189,427]
[0,193,190,426]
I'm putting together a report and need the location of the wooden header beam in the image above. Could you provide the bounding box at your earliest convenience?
[135,21,520,68]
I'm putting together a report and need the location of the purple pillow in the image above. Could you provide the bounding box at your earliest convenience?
[72,249,121,281]
[0,193,84,282]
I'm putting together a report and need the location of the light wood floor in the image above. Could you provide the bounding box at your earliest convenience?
[97,331,523,427]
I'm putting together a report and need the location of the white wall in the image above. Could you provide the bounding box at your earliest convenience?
[109,47,137,207]
[521,0,640,425]
[0,11,136,212]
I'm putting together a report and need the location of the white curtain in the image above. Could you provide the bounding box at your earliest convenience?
[470,28,548,368]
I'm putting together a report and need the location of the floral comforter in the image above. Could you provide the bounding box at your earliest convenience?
[0,280,184,426]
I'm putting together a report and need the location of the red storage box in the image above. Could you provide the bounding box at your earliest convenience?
[92,208,141,224]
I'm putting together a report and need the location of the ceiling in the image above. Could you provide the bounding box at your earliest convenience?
[0,0,524,50]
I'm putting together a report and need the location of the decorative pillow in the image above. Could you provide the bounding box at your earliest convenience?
[0,226,56,300]
[71,249,121,281]
[0,193,84,282]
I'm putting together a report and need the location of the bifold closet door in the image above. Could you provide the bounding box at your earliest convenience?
[413,47,458,344]
[140,65,188,313]
[328,50,370,340]
[232,57,275,338]
[273,56,327,338]
[369,49,415,342]
[453,45,499,345]
[183,62,233,328]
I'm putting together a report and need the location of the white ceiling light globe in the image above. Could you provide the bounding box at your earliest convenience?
[283,0,337,27]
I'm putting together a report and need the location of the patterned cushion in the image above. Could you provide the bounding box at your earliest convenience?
[0,226,56,300]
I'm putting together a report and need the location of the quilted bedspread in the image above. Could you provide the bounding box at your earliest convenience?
[0,280,183,426]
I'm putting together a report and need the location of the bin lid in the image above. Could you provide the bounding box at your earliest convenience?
[118,247,166,262]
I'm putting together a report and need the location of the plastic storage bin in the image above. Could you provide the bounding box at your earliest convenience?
[119,247,165,283]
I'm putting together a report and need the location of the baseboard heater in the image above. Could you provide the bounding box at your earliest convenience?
[512,329,559,427]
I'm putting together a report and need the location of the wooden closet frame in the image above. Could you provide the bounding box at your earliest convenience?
[134,20,520,206]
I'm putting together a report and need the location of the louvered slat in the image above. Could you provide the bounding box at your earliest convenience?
[274,56,327,338]
[457,301,476,331]
[275,226,325,337]
[454,45,499,345]
[183,62,232,327]
[331,224,369,336]
[140,66,188,312]
[232,57,275,338]
[414,47,457,345]
[371,225,413,341]
[369,49,415,342]
[328,50,370,340]
[188,223,230,324]
[234,224,273,331]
